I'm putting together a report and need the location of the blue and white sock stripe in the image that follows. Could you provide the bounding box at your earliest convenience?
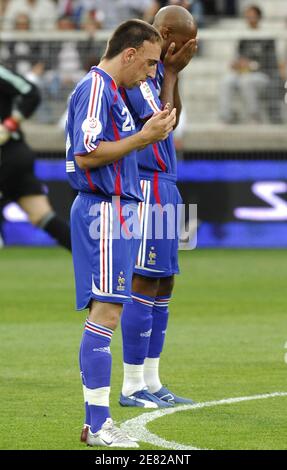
[100,201,113,294]
[137,179,151,268]
[154,297,171,308]
[131,293,155,307]
[85,320,113,339]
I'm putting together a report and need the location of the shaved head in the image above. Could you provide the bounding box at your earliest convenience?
[153,5,197,38]
[153,5,197,57]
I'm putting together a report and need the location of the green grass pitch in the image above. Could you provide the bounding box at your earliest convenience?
[0,247,286,450]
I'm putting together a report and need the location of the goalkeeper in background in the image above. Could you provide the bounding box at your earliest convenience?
[0,64,71,250]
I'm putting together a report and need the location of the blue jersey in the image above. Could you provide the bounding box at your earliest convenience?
[120,62,177,180]
[152,60,164,96]
[65,66,143,202]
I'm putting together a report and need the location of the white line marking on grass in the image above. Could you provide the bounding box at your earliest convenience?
[121,392,287,450]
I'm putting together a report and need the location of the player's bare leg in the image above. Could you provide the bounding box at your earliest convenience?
[88,299,122,330]
[132,273,160,297]
[17,195,71,250]
[18,194,53,225]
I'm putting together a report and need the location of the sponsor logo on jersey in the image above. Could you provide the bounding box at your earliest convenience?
[140,81,154,101]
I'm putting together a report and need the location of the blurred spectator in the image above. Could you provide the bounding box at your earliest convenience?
[173,106,187,154]
[143,0,167,23]
[280,56,287,82]
[121,0,154,18]
[42,15,84,104]
[279,20,287,83]
[57,0,103,29]
[0,12,47,121]
[3,12,53,123]
[57,0,85,28]
[57,52,101,129]
[0,0,10,28]
[39,13,104,121]
[223,0,238,16]
[280,40,287,114]
[81,0,154,29]
[219,5,284,124]
[1,13,44,78]
[203,0,238,16]
[144,1,203,27]
[57,0,155,30]
[2,0,57,31]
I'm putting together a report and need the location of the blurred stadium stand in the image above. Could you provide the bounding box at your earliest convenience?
[0,1,286,151]
[0,24,285,151]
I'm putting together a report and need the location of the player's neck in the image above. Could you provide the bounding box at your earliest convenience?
[97,59,121,88]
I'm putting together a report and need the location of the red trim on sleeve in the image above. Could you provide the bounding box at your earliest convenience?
[119,87,127,103]
[110,111,122,196]
[111,80,118,103]
[111,80,117,91]
[110,112,121,142]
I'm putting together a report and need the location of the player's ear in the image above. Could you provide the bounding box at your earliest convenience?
[123,48,136,65]
[160,26,170,40]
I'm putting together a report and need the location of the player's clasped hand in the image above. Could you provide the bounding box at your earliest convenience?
[142,105,177,143]
[0,124,11,146]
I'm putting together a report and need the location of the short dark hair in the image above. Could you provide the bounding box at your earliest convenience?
[103,19,162,60]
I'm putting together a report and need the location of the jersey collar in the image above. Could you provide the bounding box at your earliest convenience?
[91,66,118,91]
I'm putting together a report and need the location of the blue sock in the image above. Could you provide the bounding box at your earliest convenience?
[147,296,170,358]
[79,340,91,427]
[121,292,155,365]
[80,320,113,434]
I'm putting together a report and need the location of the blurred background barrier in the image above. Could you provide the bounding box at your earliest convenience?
[0,0,287,248]
[1,155,287,248]
[1,27,286,129]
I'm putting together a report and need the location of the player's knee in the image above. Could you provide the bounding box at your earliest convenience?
[132,274,159,297]
[89,301,122,330]
[158,276,175,297]
[28,213,46,226]
[18,197,53,226]
[107,306,122,330]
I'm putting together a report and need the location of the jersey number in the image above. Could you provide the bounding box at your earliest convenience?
[122,107,135,132]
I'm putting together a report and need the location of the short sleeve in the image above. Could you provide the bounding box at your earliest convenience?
[125,80,161,121]
[73,72,109,155]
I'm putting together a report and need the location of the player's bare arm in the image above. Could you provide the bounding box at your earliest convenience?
[160,39,198,126]
[75,108,176,170]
